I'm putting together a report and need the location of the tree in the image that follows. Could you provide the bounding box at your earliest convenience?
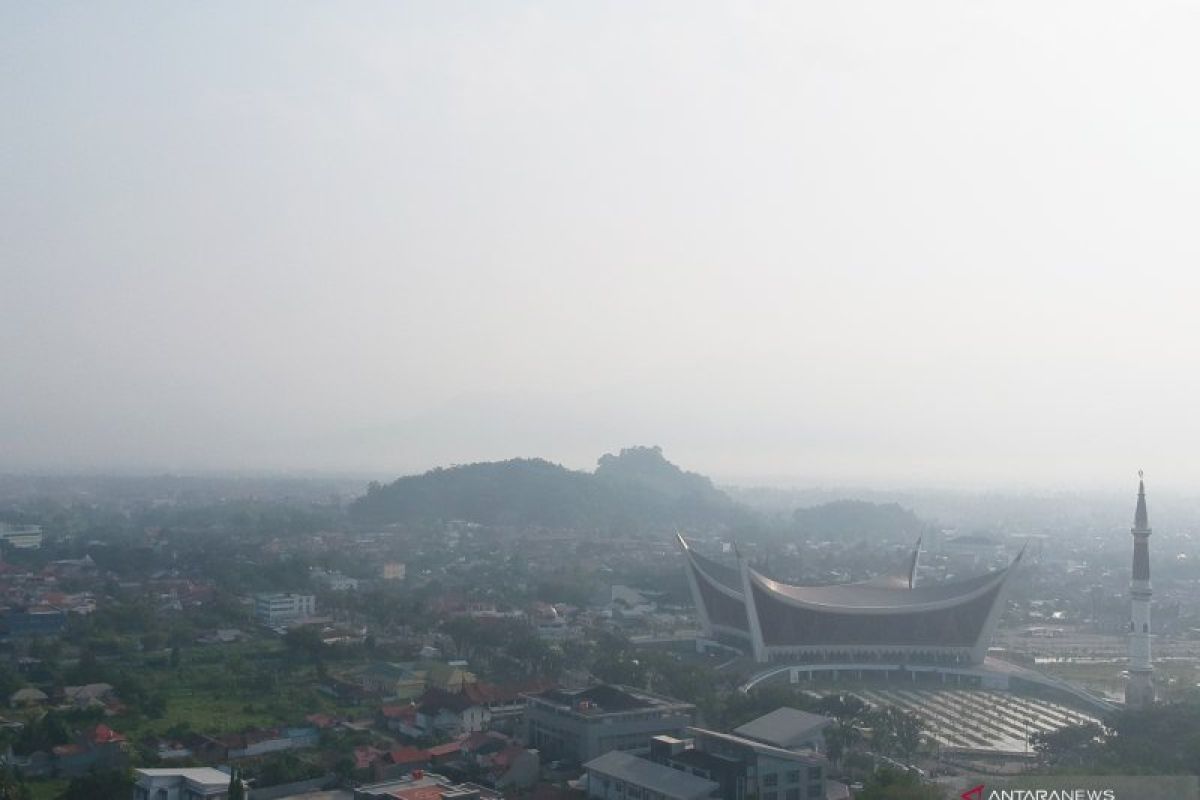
[1101,704,1200,774]
[228,767,246,800]
[1029,721,1103,768]
[0,666,23,701]
[58,770,131,800]
[866,706,923,761]
[14,711,71,755]
[283,625,326,661]
[824,721,863,769]
[857,767,945,800]
[0,767,29,800]
[813,692,868,723]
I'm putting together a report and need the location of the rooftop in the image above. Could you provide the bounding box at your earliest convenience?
[687,727,824,766]
[356,775,499,800]
[750,564,1010,610]
[732,708,832,749]
[585,751,719,800]
[135,767,232,786]
[666,747,736,773]
[530,684,693,715]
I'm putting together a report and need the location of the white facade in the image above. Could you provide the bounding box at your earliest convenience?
[0,524,42,550]
[312,569,359,591]
[417,704,491,737]
[133,768,238,800]
[254,593,316,625]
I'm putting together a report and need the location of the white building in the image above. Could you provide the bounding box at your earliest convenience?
[311,569,359,592]
[254,593,316,625]
[0,524,42,550]
[382,562,407,580]
[133,767,241,800]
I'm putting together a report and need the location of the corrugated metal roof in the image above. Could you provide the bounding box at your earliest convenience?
[733,707,832,748]
[584,751,718,800]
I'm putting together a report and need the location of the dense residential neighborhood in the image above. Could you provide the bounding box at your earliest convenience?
[0,452,1198,800]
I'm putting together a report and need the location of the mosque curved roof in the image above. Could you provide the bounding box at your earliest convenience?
[678,533,1021,613]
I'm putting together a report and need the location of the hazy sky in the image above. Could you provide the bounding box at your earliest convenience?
[4,2,1200,488]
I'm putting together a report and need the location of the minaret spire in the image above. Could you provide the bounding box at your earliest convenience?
[1126,470,1155,707]
[1134,470,1148,531]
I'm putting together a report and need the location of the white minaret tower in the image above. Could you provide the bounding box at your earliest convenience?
[1125,471,1155,707]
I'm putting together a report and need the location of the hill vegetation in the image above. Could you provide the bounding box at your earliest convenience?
[350,446,745,530]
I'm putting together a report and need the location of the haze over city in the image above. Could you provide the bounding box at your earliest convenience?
[5,2,1200,488]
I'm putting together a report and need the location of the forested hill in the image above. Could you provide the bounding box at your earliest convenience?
[350,446,744,529]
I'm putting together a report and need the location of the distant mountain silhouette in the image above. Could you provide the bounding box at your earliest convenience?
[350,445,742,530]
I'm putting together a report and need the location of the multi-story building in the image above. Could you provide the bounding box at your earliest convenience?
[0,606,67,639]
[133,767,242,800]
[585,749,719,800]
[354,772,500,800]
[649,728,828,800]
[254,593,315,625]
[0,523,42,550]
[731,708,831,754]
[524,684,695,764]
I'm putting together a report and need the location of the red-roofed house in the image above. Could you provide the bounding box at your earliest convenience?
[463,679,554,734]
[426,741,462,766]
[380,703,419,735]
[389,747,429,768]
[306,712,339,729]
[374,746,430,780]
[392,785,444,800]
[42,723,129,777]
[462,731,511,762]
[88,724,126,745]
[485,745,540,789]
[355,745,387,771]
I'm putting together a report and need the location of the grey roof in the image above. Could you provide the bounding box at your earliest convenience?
[532,684,693,715]
[686,727,824,765]
[135,768,232,787]
[733,707,833,749]
[584,751,718,800]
